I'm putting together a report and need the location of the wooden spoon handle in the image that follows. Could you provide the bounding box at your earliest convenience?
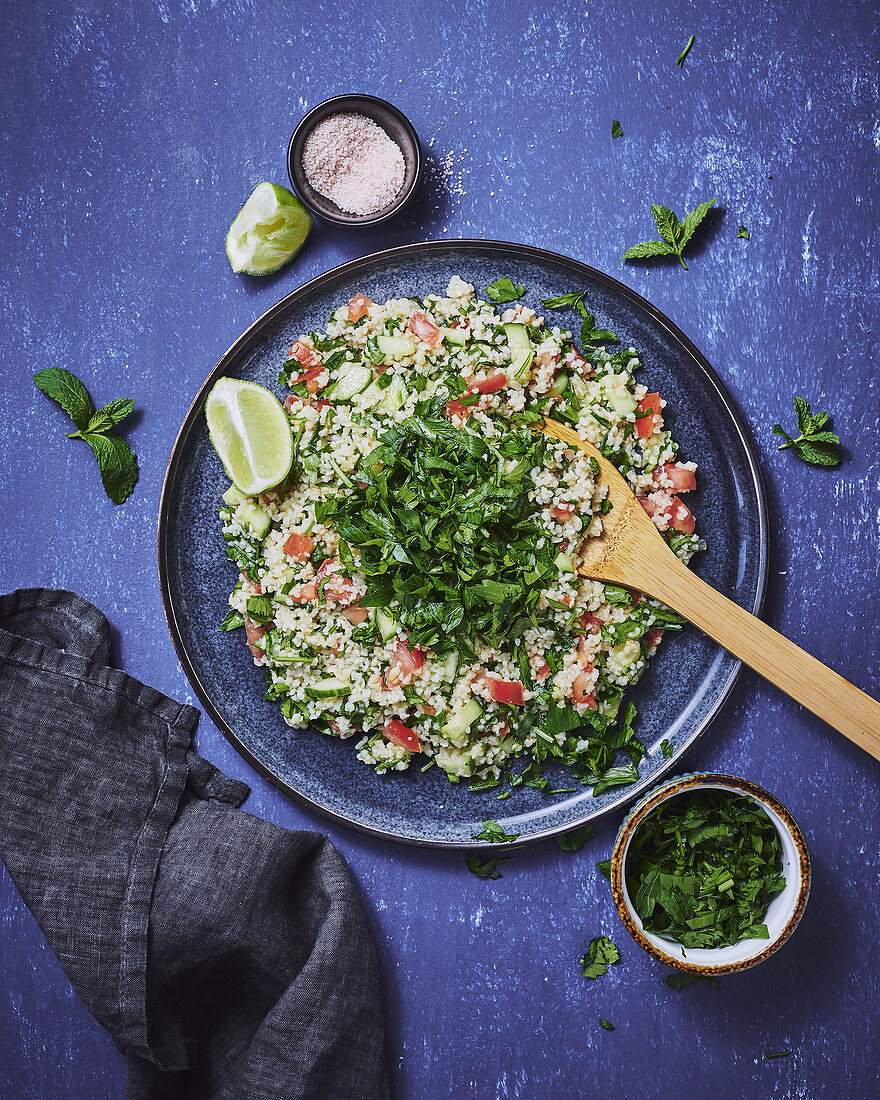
[646,558,880,762]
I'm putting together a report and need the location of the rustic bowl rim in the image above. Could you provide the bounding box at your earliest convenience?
[610,772,811,975]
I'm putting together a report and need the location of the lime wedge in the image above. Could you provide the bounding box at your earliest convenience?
[226,182,313,276]
[205,377,294,494]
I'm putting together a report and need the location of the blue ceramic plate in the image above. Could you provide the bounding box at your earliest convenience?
[158,241,767,848]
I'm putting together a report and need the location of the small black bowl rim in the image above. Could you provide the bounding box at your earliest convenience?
[287,93,422,227]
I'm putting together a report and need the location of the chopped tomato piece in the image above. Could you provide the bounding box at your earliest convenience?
[283,532,314,561]
[471,371,507,394]
[315,559,357,605]
[551,502,576,522]
[669,496,695,535]
[638,494,660,518]
[449,317,470,329]
[497,721,510,739]
[576,635,592,666]
[290,340,321,370]
[347,293,372,321]
[446,399,474,421]
[289,366,326,395]
[244,618,270,658]
[314,398,332,409]
[572,667,597,708]
[655,463,697,492]
[408,311,441,347]
[289,581,316,604]
[384,639,425,688]
[283,393,301,412]
[535,661,551,681]
[578,612,604,634]
[383,719,421,753]
[636,392,663,439]
[488,679,526,706]
[341,605,369,625]
[645,627,664,650]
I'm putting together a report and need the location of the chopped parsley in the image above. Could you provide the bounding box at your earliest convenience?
[540,291,619,345]
[738,225,750,240]
[466,855,512,879]
[627,790,786,949]
[660,738,673,759]
[473,819,520,844]
[557,823,594,852]
[599,1018,615,1030]
[485,276,526,303]
[580,935,620,979]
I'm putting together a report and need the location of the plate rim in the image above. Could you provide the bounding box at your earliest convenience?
[157,239,769,849]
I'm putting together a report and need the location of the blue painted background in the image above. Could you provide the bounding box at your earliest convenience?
[1,1,878,1096]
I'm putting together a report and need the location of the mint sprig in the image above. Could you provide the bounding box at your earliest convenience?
[772,396,841,466]
[623,199,716,270]
[33,367,139,504]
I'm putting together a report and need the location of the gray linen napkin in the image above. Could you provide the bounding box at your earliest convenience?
[0,588,389,1100]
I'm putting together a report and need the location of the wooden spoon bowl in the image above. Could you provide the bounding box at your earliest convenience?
[541,416,880,761]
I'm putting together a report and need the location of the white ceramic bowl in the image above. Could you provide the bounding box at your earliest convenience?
[610,773,810,975]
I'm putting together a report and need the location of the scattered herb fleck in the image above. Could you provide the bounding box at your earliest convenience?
[773,396,841,467]
[596,858,612,880]
[466,855,512,880]
[622,200,716,270]
[599,1018,615,1031]
[628,790,786,949]
[485,276,526,303]
[33,367,139,504]
[664,972,721,991]
[660,738,673,759]
[765,1050,791,1060]
[557,823,594,852]
[611,120,623,139]
[540,291,619,344]
[580,935,621,979]
[738,225,750,240]
[676,35,695,67]
[473,819,520,844]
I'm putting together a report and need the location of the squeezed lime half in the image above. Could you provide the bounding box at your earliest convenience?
[225,182,313,276]
[205,377,293,494]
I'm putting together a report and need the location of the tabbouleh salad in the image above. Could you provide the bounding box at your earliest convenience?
[216,276,704,795]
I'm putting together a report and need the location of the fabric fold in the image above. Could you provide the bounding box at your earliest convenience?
[0,589,389,1100]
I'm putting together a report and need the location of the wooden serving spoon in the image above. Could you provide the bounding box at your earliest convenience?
[541,416,880,762]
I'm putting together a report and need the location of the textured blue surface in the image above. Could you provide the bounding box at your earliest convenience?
[163,240,767,846]
[1,1,878,1097]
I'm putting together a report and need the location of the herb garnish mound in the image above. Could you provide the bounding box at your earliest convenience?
[626,790,786,950]
[319,405,550,658]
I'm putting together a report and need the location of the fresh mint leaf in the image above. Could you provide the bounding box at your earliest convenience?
[651,204,681,246]
[599,1018,615,1030]
[737,225,750,240]
[85,397,135,435]
[579,935,620,979]
[485,277,526,303]
[466,854,512,879]
[664,972,721,991]
[81,433,139,505]
[676,35,695,67]
[473,819,520,843]
[625,199,716,270]
[775,396,841,467]
[621,240,677,261]
[34,367,94,430]
[557,823,594,852]
[611,120,623,139]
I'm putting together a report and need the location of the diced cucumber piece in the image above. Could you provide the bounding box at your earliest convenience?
[223,484,247,507]
[328,363,372,401]
[439,326,468,346]
[549,373,568,397]
[555,551,575,574]
[504,323,534,381]
[238,503,271,539]
[376,608,402,642]
[355,378,386,409]
[376,334,416,359]
[304,676,351,699]
[374,377,407,414]
[600,373,638,416]
[440,698,483,748]
[441,650,459,682]
[435,745,476,777]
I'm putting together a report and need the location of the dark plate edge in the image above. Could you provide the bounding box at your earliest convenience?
[157,239,769,850]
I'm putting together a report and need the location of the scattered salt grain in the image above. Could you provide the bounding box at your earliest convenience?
[302,113,405,216]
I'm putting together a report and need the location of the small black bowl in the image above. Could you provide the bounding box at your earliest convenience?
[287,94,422,227]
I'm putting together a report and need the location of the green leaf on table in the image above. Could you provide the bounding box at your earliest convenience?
[737,225,750,240]
[33,367,94,430]
[599,1018,615,1030]
[774,396,841,467]
[611,120,623,139]
[485,276,526,303]
[85,397,136,434]
[466,855,512,880]
[81,432,139,505]
[557,823,594,852]
[676,35,695,67]
[621,240,677,260]
[624,199,716,270]
[580,935,620,979]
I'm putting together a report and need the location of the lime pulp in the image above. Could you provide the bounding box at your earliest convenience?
[205,377,294,494]
[225,182,313,276]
